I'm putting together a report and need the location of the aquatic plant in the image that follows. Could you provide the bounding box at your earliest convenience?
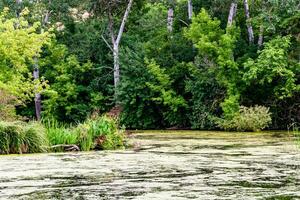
[44,116,125,151]
[83,115,125,150]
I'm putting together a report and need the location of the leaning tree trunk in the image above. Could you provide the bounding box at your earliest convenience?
[108,0,133,90]
[167,8,174,32]
[227,2,237,26]
[243,0,254,43]
[188,0,193,20]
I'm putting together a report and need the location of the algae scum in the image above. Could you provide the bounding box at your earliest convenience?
[0,131,299,200]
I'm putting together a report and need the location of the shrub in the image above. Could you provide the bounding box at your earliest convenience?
[0,121,48,154]
[217,105,272,131]
[79,116,125,150]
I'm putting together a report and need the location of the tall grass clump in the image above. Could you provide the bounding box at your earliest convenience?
[43,115,125,151]
[80,115,125,150]
[0,121,48,154]
[43,118,77,152]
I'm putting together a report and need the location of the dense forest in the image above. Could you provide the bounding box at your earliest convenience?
[0,0,299,131]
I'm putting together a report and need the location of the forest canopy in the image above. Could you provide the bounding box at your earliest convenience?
[0,0,299,130]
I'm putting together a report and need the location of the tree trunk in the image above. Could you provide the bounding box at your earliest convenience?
[108,0,133,90]
[167,8,174,32]
[33,60,41,121]
[258,25,264,47]
[113,45,120,89]
[227,2,237,26]
[243,0,254,43]
[188,0,193,20]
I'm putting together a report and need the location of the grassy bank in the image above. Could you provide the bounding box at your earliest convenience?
[0,116,125,155]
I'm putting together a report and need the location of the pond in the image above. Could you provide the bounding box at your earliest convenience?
[0,131,299,200]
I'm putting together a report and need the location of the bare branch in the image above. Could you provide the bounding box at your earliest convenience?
[101,35,114,52]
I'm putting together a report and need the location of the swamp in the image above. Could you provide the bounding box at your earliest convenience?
[0,0,299,199]
[0,131,299,199]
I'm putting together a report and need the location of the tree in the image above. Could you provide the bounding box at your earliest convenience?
[243,36,299,99]
[95,0,134,92]
[0,8,51,99]
[0,8,51,120]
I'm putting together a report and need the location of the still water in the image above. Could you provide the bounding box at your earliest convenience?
[0,131,299,200]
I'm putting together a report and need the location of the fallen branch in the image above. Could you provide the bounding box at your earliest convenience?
[51,144,80,151]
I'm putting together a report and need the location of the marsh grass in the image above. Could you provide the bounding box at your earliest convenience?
[0,121,48,154]
[43,116,125,151]
[43,118,77,152]
[83,116,125,150]
[0,115,125,154]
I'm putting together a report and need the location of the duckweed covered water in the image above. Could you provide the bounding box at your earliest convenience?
[0,131,299,200]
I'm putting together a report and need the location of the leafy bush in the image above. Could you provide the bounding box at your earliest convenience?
[217,105,272,131]
[80,116,125,150]
[0,121,48,154]
[0,90,19,121]
[40,42,111,123]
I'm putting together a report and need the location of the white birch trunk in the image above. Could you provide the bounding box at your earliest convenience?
[258,25,264,47]
[227,2,237,26]
[109,0,133,89]
[167,8,174,32]
[33,58,41,121]
[243,0,254,43]
[188,0,193,20]
[113,45,120,89]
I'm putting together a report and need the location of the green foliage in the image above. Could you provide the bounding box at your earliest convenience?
[185,8,241,119]
[0,90,19,121]
[40,42,108,122]
[243,36,300,99]
[217,105,272,132]
[0,8,51,102]
[81,116,124,150]
[0,121,48,154]
[0,1,299,131]
[118,46,188,129]
[185,59,224,129]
